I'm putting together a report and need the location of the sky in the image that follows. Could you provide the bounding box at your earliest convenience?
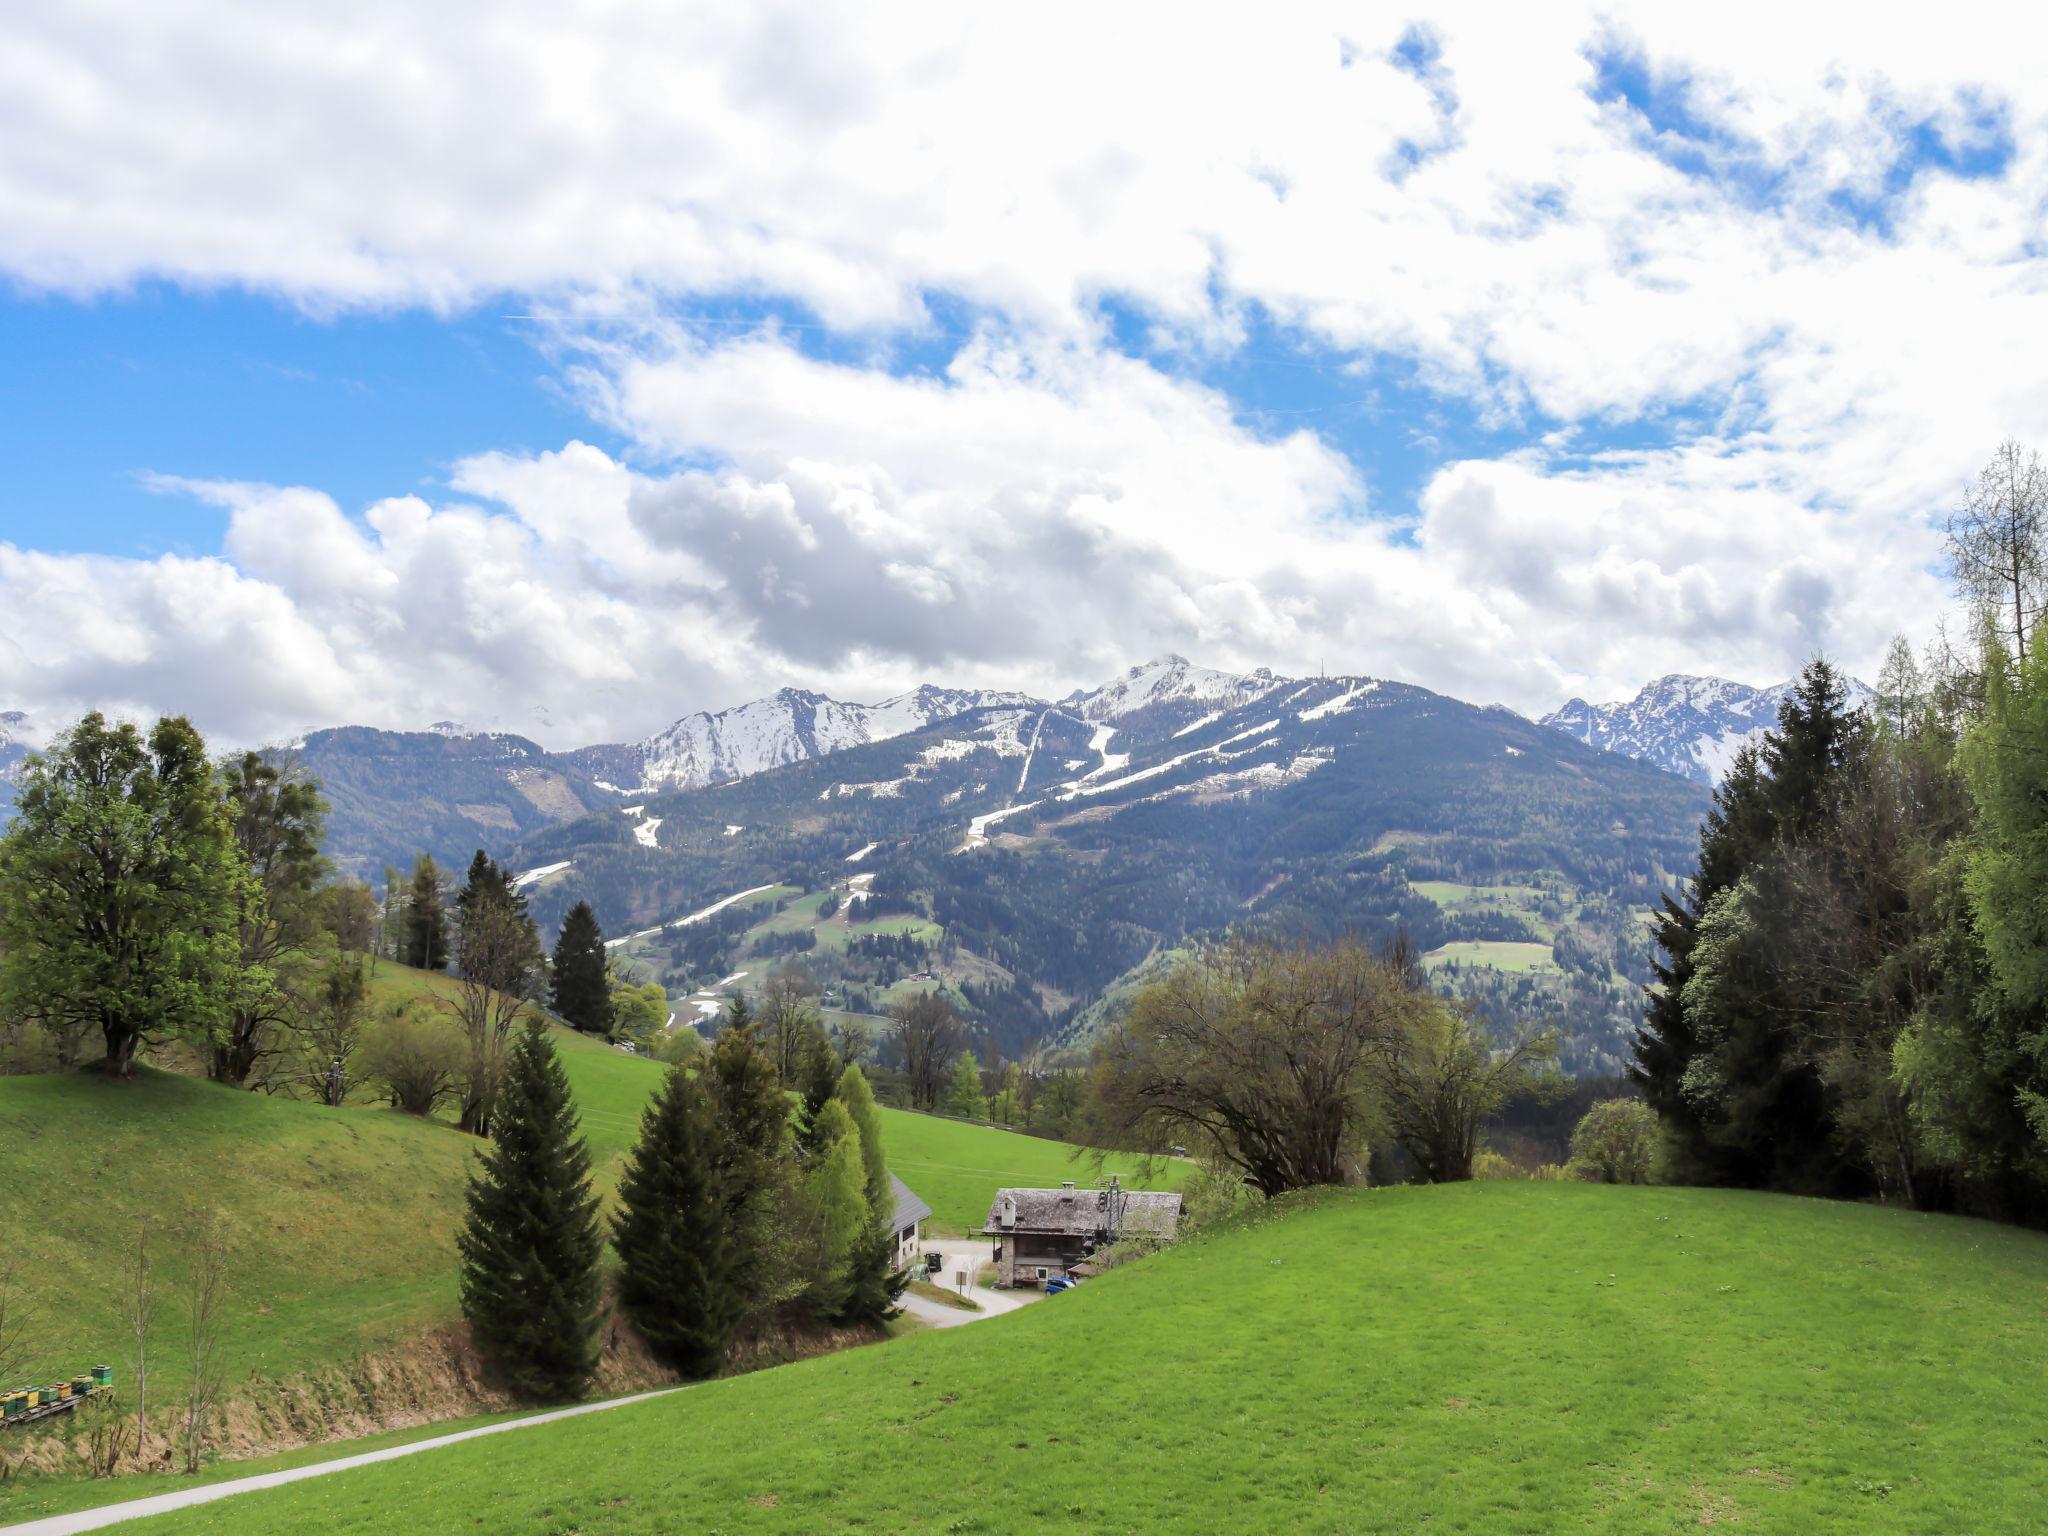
[3,3,2046,750]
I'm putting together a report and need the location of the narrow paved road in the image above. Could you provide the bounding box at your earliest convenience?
[899,1238,1046,1329]
[3,1386,690,1535]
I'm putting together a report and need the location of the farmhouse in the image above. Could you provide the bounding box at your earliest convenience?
[890,1173,932,1269]
[982,1180,1182,1288]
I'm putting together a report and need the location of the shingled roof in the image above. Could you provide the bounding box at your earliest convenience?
[890,1173,933,1233]
[982,1186,1182,1240]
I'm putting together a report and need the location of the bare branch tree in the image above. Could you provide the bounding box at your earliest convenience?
[1946,438,2048,666]
[0,1254,34,1386]
[129,1222,154,1459]
[292,956,371,1106]
[1379,1006,1557,1183]
[891,992,962,1110]
[180,1210,231,1475]
[1091,939,1416,1196]
[448,896,541,1136]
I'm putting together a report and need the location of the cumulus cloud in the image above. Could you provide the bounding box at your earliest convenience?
[2,2,2045,740]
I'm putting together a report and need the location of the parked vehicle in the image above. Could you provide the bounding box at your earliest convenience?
[1044,1275,1078,1294]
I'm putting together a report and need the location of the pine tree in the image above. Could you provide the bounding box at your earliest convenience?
[456,1017,603,1399]
[612,1063,741,1376]
[703,1013,789,1317]
[550,902,613,1034]
[403,855,449,971]
[797,1031,842,1154]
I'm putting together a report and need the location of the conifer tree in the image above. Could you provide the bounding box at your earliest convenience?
[550,901,613,1034]
[703,1007,790,1315]
[403,855,449,971]
[797,1031,842,1153]
[456,1016,602,1399]
[612,1063,740,1376]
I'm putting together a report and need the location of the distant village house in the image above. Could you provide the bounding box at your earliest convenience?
[891,1174,932,1270]
[982,1181,1182,1287]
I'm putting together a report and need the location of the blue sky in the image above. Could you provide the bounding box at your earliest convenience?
[0,4,2039,747]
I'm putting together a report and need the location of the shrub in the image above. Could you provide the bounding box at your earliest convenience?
[1566,1099,1658,1185]
[1472,1150,1517,1180]
[359,1003,464,1116]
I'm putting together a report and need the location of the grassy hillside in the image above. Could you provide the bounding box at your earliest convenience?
[0,987,1172,1400]
[125,1182,2048,1535]
[0,1069,472,1399]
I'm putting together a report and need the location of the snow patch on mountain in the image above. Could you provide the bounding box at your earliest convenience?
[1542,674,1876,785]
[620,683,1036,793]
[1297,680,1380,722]
[1068,655,1282,723]
[633,816,663,848]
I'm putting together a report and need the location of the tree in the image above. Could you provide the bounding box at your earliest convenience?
[379,863,406,964]
[360,1003,464,1116]
[610,979,669,1040]
[1875,633,1927,741]
[0,1254,32,1387]
[448,886,543,1137]
[612,1063,742,1377]
[827,1064,906,1327]
[549,902,612,1034]
[891,991,962,1110]
[212,751,328,1086]
[1566,1099,1659,1184]
[1380,1003,1555,1183]
[992,1061,1024,1125]
[793,1098,868,1322]
[127,1222,153,1459]
[457,1016,603,1400]
[1946,438,2048,666]
[402,855,449,972]
[0,714,254,1077]
[797,1030,844,1153]
[455,848,523,937]
[1092,939,1413,1197]
[701,1008,791,1317]
[943,1051,984,1117]
[179,1208,230,1474]
[760,961,822,1081]
[319,880,380,963]
[294,956,370,1107]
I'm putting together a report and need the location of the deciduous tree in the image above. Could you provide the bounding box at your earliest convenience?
[0,714,254,1077]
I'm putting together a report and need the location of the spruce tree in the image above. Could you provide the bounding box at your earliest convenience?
[550,901,613,1034]
[456,1016,603,1399]
[797,1031,842,1153]
[703,1012,790,1317]
[613,1063,741,1376]
[403,854,449,971]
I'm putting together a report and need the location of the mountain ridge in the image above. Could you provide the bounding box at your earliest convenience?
[1540,672,1876,785]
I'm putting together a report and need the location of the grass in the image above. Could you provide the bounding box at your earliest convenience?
[870,1107,1181,1235]
[0,1068,472,1404]
[0,966,1164,1429]
[115,1181,2048,1534]
[904,1279,979,1312]
[1424,939,1557,974]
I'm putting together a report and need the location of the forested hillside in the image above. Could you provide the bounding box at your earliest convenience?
[507,676,1708,1069]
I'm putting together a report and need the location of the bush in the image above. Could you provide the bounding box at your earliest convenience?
[1566,1099,1658,1185]
[1472,1150,1517,1180]
[360,1003,464,1115]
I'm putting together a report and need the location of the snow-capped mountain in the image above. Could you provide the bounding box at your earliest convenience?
[1541,674,1875,785]
[588,683,1039,794]
[0,711,32,813]
[1064,655,1284,741]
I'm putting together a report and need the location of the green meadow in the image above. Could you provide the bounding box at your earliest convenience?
[115,1181,2048,1535]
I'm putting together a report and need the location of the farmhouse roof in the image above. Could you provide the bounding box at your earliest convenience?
[981,1186,1182,1240]
[890,1174,932,1233]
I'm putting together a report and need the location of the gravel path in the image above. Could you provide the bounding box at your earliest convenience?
[3,1386,690,1535]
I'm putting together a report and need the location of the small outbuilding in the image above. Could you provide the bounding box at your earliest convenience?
[981,1180,1182,1288]
[889,1173,933,1271]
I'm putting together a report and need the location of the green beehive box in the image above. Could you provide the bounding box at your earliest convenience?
[92,1364,113,1386]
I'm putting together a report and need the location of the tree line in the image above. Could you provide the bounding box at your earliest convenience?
[1633,439,2048,1225]
[459,1002,907,1399]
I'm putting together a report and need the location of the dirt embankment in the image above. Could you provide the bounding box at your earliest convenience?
[7,1311,884,1484]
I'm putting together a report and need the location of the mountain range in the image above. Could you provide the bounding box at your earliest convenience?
[1540,672,1877,786]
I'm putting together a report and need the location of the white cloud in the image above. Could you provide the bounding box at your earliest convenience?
[3,2,2047,736]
